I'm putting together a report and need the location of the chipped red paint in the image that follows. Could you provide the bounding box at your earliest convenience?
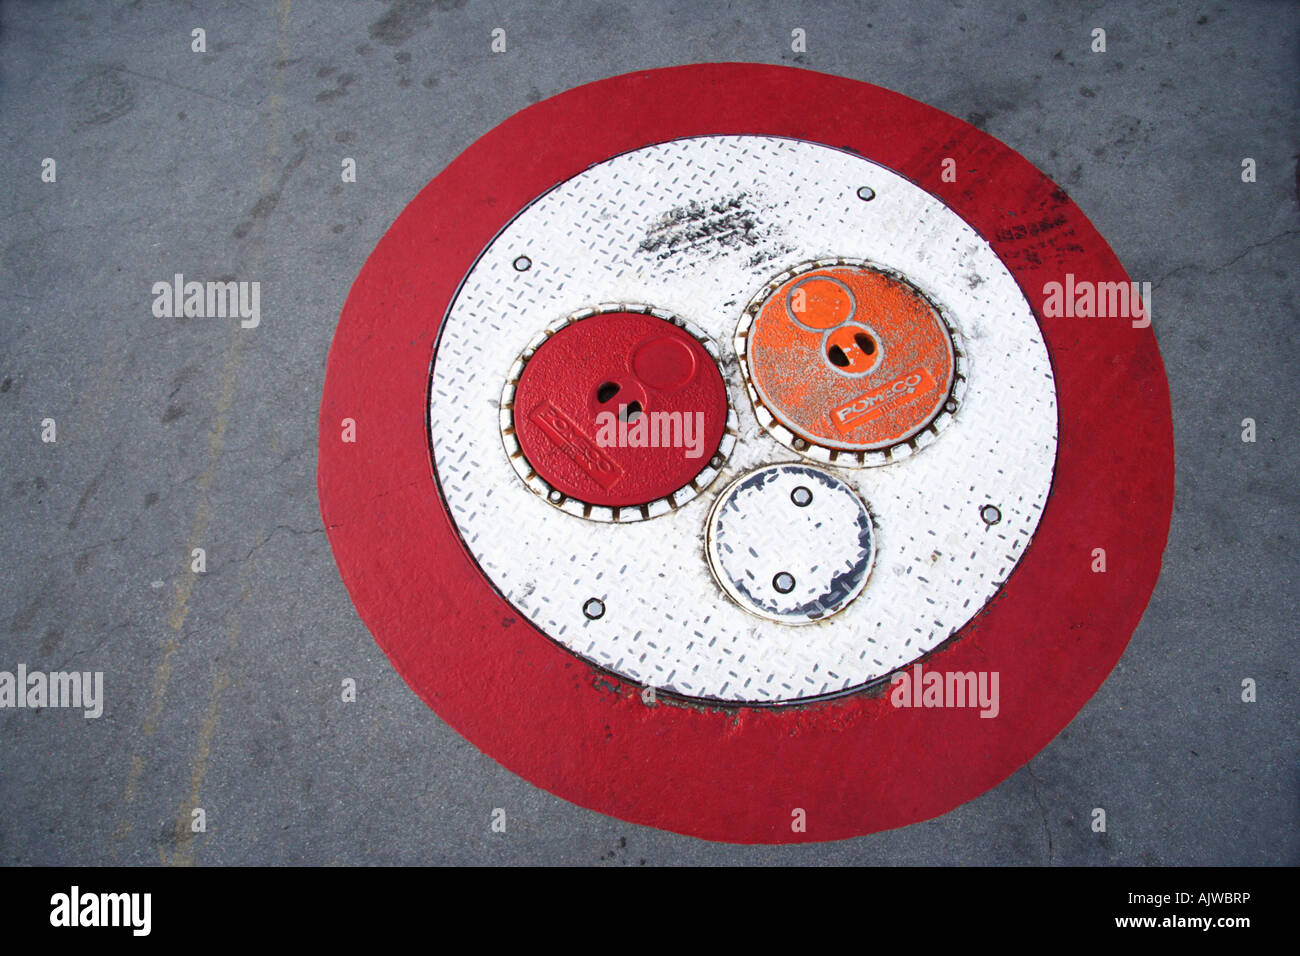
[317,64,1173,843]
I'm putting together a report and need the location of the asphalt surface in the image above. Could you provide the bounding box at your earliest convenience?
[0,0,1296,865]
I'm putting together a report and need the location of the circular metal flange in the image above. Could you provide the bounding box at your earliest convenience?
[430,133,1054,705]
[705,464,875,625]
[428,132,1055,702]
[500,304,737,521]
[736,258,967,466]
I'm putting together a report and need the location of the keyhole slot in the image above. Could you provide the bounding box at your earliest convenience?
[596,381,621,404]
[824,325,880,374]
[619,401,644,423]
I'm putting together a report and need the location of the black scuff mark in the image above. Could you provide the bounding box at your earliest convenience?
[637,192,786,264]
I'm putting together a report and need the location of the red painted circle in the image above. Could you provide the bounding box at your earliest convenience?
[632,337,696,391]
[318,64,1174,843]
[512,311,727,508]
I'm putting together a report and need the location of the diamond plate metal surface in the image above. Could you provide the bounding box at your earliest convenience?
[428,135,1058,704]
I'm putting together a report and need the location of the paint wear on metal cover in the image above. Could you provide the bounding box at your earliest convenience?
[705,463,875,625]
[746,263,957,452]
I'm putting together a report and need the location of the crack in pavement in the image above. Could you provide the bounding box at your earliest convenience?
[241,523,325,563]
[1151,228,1299,293]
[1025,761,1055,866]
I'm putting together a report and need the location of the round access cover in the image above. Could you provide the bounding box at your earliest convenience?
[705,463,875,626]
[739,259,965,461]
[318,64,1174,843]
[501,304,734,519]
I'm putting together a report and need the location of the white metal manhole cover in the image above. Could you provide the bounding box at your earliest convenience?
[428,135,1058,704]
[705,463,875,626]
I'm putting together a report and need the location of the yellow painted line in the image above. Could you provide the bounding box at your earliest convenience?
[112,0,293,861]
[164,620,240,867]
